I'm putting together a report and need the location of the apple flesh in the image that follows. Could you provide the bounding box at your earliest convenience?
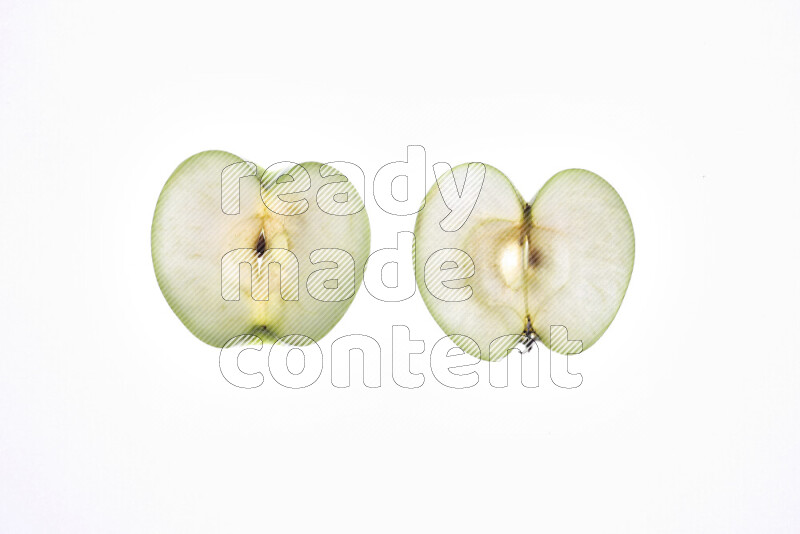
[414,164,634,360]
[151,150,370,347]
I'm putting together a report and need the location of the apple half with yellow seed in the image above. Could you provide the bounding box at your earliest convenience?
[414,164,634,360]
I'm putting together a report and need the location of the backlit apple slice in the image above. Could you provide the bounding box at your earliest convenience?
[414,163,527,361]
[525,169,635,353]
[414,164,634,358]
[151,150,370,347]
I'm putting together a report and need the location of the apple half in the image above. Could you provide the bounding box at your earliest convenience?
[414,164,634,360]
[151,150,370,347]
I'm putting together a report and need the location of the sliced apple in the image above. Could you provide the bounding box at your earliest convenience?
[414,163,527,361]
[151,150,370,347]
[414,164,634,359]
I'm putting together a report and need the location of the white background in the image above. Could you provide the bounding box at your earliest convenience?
[1,0,799,532]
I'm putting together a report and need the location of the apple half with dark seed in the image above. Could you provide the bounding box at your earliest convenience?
[152,150,370,347]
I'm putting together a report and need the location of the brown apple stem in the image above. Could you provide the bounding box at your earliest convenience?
[522,315,538,352]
